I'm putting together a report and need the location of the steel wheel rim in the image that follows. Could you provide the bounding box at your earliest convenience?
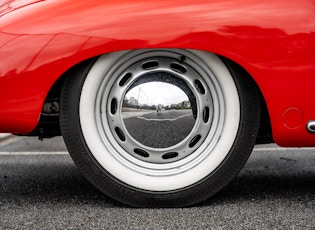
[95,50,225,175]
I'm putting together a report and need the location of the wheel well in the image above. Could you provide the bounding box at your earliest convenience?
[29,53,273,144]
[221,57,273,144]
[27,57,98,139]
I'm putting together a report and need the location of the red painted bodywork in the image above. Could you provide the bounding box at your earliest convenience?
[0,0,314,146]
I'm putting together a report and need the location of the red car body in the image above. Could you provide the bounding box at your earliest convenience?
[0,0,315,147]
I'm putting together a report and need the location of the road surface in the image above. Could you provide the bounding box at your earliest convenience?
[0,136,314,229]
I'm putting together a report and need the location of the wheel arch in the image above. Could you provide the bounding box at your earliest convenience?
[27,56,98,138]
[31,50,273,144]
[220,56,273,145]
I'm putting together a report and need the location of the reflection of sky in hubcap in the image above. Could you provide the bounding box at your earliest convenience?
[126,82,188,106]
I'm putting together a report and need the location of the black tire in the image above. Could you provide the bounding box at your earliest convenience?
[60,49,260,207]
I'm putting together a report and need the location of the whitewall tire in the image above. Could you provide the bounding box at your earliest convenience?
[60,49,260,207]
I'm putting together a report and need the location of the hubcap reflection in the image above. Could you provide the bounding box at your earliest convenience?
[123,80,195,149]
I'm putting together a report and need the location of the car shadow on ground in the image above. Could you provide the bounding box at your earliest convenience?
[202,174,315,207]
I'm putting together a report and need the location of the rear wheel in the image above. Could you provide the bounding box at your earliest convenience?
[60,49,260,207]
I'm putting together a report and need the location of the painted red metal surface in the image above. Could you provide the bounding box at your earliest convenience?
[0,0,314,146]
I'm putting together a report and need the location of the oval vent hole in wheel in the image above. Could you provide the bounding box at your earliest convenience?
[162,152,178,160]
[170,63,187,74]
[119,73,132,86]
[194,80,205,94]
[142,61,159,70]
[134,149,149,158]
[111,98,117,114]
[203,107,210,123]
[115,127,125,142]
[189,135,201,148]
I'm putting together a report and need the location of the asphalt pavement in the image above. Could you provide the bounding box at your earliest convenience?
[0,136,314,229]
